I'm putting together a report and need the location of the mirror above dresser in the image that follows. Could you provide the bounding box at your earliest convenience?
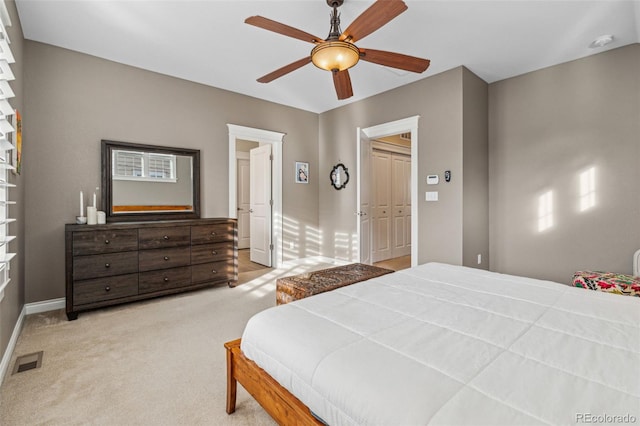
[101,140,201,222]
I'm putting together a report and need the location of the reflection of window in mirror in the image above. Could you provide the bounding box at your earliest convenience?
[113,150,177,183]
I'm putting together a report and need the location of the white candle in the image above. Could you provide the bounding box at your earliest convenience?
[80,191,84,217]
[93,192,96,208]
[87,206,97,225]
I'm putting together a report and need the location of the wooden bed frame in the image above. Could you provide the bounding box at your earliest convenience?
[224,338,323,425]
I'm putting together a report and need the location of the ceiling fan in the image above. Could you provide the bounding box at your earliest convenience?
[245,0,431,100]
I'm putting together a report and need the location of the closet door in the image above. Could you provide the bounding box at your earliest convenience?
[372,151,391,262]
[391,153,410,257]
[403,155,412,253]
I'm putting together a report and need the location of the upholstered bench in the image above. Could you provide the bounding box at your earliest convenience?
[572,271,640,297]
[276,263,394,305]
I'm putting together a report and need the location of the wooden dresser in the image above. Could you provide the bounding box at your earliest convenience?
[65,218,237,320]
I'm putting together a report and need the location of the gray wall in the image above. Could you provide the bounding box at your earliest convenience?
[489,44,640,284]
[319,66,488,266]
[23,41,319,302]
[0,0,25,374]
[462,68,489,269]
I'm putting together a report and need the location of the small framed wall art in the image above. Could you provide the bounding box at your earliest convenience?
[295,161,309,184]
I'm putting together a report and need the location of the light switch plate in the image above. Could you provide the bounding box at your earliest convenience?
[426,191,438,201]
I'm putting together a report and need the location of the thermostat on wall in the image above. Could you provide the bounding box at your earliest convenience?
[426,175,439,185]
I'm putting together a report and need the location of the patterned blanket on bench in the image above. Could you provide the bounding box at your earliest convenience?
[573,271,640,297]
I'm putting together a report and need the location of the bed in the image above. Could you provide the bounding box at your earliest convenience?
[226,262,640,425]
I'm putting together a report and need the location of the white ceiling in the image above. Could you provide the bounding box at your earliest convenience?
[14,0,640,113]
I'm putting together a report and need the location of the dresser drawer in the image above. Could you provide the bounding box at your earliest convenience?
[72,229,138,255]
[73,274,138,306]
[192,261,233,283]
[191,223,234,245]
[191,242,234,265]
[138,226,191,250]
[139,247,191,272]
[73,252,139,280]
[139,266,192,294]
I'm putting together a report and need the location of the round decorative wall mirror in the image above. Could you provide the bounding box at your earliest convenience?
[330,163,349,190]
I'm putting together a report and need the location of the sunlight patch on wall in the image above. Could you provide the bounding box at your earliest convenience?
[281,215,322,261]
[305,225,321,257]
[282,215,300,261]
[351,233,359,260]
[579,167,596,212]
[538,190,554,232]
[334,232,352,260]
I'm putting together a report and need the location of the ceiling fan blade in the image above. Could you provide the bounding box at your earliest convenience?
[257,57,312,83]
[340,0,408,43]
[332,69,353,100]
[359,48,430,73]
[245,16,323,44]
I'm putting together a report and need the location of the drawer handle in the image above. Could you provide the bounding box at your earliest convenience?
[105,286,111,292]
[164,256,170,261]
[163,235,169,240]
[211,269,217,274]
[105,239,110,244]
[105,263,111,268]
[211,250,217,255]
[164,277,169,282]
[211,232,217,236]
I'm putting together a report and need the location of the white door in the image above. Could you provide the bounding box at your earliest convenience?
[236,157,250,249]
[372,151,392,262]
[391,153,411,257]
[249,144,272,267]
[357,129,371,264]
[404,156,412,254]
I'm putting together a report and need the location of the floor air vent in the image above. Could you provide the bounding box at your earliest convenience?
[12,351,43,374]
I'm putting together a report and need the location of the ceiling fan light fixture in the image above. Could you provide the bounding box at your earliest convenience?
[311,40,360,72]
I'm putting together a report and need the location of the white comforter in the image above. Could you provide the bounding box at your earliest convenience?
[241,263,640,425]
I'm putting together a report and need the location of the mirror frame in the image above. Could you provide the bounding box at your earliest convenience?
[101,140,201,222]
[330,163,349,190]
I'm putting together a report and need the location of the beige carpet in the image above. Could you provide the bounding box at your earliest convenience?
[0,259,339,425]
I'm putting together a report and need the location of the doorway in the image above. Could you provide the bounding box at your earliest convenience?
[357,116,419,268]
[371,138,412,264]
[228,124,285,268]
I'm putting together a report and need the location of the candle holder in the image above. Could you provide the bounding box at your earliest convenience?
[97,211,106,225]
[76,216,87,225]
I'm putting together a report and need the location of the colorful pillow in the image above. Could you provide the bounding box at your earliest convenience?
[572,271,640,297]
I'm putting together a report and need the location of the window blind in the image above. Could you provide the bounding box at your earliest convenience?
[0,0,15,301]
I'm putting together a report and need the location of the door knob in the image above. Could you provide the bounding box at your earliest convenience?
[249,209,254,213]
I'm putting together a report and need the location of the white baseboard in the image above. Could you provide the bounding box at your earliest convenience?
[0,304,25,386]
[1,298,65,386]
[25,298,65,315]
